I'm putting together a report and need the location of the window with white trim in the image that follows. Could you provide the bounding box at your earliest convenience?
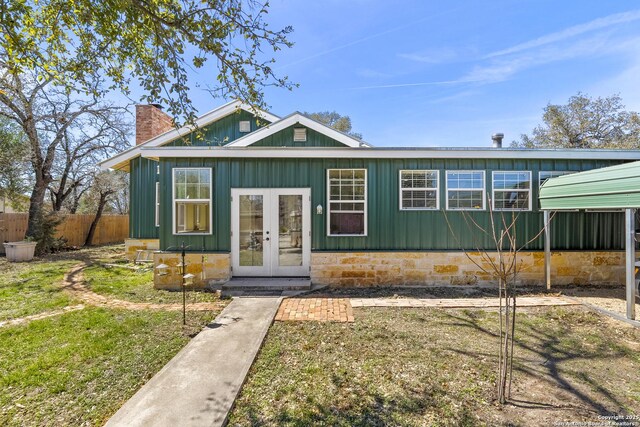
[173,168,212,234]
[155,182,160,227]
[539,171,573,187]
[399,170,439,210]
[492,171,531,211]
[327,169,367,235]
[446,171,485,210]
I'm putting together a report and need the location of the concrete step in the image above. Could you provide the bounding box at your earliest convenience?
[222,278,312,291]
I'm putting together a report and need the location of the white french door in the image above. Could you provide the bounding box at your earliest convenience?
[231,188,311,277]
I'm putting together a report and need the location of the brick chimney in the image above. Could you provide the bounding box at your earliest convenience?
[135,104,174,145]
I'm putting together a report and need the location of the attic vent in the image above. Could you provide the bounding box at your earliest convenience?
[239,120,251,133]
[293,128,307,142]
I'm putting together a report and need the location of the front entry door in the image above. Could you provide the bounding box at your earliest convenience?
[231,188,310,277]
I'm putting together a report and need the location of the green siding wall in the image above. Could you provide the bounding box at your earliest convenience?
[129,157,159,239]
[154,157,626,252]
[168,110,270,147]
[250,125,349,147]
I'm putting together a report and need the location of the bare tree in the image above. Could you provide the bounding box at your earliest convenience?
[48,100,130,212]
[0,70,130,242]
[83,170,128,246]
[443,197,554,403]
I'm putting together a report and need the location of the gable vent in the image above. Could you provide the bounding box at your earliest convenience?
[293,127,307,142]
[239,120,251,133]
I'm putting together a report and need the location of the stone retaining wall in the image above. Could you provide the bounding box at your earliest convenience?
[124,238,160,261]
[310,251,625,287]
[153,252,231,290]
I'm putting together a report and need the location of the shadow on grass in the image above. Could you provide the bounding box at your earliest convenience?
[440,310,630,416]
[238,385,479,427]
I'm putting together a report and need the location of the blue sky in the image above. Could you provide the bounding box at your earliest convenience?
[162,1,640,147]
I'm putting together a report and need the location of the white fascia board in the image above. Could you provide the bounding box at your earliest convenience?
[224,113,368,148]
[98,100,280,170]
[138,147,640,161]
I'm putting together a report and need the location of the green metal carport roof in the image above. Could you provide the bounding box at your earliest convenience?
[538,160,639,322]
[539,161,640,210]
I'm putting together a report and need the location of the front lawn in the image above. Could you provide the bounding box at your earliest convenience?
[0,308,215,426]
[0,259,78,321]
[228,306,640,426]
[0,244,227,426]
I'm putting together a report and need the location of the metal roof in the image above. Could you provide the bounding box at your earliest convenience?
[539,160,640,210]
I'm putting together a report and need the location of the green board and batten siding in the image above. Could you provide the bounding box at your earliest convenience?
[539,161,640,210]
[128,111,274,238]
[167,110,271,147]
[155,157,627,253]
[129,157,159,239]
[249,125,349,147]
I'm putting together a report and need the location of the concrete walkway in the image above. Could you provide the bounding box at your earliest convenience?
[104,297,281,427]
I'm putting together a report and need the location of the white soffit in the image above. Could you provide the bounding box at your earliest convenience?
[98,100,280,170]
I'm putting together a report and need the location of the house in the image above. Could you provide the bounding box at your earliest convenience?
[99,101,640,289]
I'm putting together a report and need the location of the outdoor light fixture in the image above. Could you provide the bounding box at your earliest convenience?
[183,273,195,286]
[177,262,186,275]
[155,263,169,276]
[316,204,323,215]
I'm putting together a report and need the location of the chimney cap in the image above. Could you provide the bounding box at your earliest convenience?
[491,132,504,148]
[150,103,164,110]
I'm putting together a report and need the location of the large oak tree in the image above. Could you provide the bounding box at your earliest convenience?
[0,0,294,242]
[513,93,640,149]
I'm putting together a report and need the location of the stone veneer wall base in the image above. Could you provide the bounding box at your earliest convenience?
[153,252,230,290]
[310,251,625,287]
[124,238,160,261]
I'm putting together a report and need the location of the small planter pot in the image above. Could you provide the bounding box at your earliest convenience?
[4,241,38,262]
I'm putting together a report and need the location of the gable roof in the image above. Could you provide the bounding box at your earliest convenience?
[224,112,371,148]
[99,100,279,171]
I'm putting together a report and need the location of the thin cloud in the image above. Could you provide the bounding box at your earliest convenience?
[349,78,480,90]
[277,6,462,70]
[398,48,458,64]
[486,9,640,58]
[465,33,611,83]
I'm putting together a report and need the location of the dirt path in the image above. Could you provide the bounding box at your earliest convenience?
[1,263,224,329]
[0,305,85,328]
[61,263,223,312]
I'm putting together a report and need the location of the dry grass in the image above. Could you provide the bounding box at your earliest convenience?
[229,306,640,426]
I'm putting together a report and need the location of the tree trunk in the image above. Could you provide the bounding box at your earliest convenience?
[84,193,108,246]
[25,177,49,238]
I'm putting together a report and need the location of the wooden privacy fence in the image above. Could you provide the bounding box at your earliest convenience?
[0,213,129,253]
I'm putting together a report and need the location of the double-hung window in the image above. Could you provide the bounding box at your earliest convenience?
[399,170,439,210]
[172,168,212,234]
[492,171,531,211]
[539,171,572,187]
[327,169,367,236]
[446,171,485,210]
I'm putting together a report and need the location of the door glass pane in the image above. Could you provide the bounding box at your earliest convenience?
[239,195,264,266]
[278,195,303,267]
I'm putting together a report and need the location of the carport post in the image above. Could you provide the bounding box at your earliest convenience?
[625,208,636,320]
[544,210,551,290]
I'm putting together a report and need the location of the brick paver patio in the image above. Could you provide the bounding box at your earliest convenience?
[276,295,579,322]
[275,298,354,322]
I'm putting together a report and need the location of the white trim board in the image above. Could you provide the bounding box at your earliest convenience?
[138,146,640,161]
[99,100,280,171]
[224,112,369,148]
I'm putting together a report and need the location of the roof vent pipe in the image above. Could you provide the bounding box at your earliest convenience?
[491,133,504,148]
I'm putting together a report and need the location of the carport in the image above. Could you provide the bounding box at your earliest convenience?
[539,161,640,320]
